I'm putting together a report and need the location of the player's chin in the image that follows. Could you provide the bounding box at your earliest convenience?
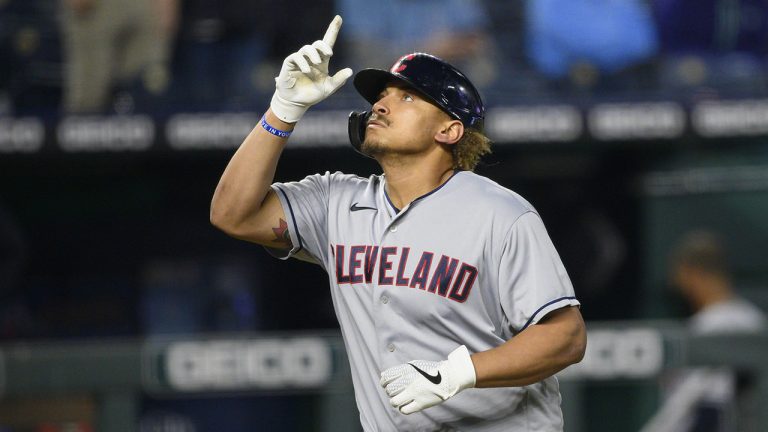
[361,138,387,157]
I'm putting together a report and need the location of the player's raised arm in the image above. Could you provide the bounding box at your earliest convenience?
[210,16,353,248]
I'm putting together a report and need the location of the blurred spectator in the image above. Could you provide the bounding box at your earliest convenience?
[0,0,12,113]
[337,0,498,89]
[651,0,768,90]
[670,231,766,334]
[652,0,768,55]
[525,0,658,90]
[59,0,178,113]
[641,230,767,432]
[1,0,63,115]
[169,0,274,111]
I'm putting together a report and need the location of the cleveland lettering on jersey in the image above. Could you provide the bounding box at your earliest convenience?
[333,244,478,303]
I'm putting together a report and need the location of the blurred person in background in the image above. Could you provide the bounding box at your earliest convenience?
[170,0,275,111]
[671,231,766,335]
[336,0,498,90]
[525,0,658,92]
[60,0,178,113]
[0,0,12,114]
[641,230,767,432]
[1,0,63,114]
[650,0,768,91]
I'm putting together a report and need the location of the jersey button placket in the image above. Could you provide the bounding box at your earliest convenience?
[378,212,403,357]
[376,290,396,355]
[384,204,408,237]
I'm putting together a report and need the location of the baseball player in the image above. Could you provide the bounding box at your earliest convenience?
[211,16,586,431]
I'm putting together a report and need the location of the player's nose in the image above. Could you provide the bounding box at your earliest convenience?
[372,97,390,116]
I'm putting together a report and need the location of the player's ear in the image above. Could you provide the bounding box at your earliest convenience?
[434,120,464,145]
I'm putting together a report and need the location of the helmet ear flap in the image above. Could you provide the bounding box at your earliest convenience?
[348,111,373,157]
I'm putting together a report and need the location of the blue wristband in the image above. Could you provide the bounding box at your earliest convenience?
[260,116,293,138]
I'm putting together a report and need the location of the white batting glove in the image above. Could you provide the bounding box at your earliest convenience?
[270,15,354,123]
[380,345,477,415]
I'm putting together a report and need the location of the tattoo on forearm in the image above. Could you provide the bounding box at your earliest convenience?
[271,218,291,246]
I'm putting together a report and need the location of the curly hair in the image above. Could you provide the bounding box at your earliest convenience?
[452,128,492,171]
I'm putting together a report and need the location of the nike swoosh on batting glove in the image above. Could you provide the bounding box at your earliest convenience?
[270,15,354,123]
[379,345,477,415]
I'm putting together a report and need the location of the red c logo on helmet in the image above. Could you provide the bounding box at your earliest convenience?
[391,54,416,73]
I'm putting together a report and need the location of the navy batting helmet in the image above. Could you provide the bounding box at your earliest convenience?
[348,53,485,154]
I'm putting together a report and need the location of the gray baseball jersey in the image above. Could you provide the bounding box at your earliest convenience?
[270,170,579,431]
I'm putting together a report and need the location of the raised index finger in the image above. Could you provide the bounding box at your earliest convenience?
[322,15,342,49]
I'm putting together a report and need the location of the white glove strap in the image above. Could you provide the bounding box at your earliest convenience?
[270,92,309,124]
[447,345,477,391]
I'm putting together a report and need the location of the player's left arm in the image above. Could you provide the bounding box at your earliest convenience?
[471,305,586,387]
[380,306,586,415]
[382,213,586,414]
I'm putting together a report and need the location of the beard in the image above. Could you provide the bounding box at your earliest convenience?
[361,133,429,160]
[360,136,387,157]
[361,117,390,157]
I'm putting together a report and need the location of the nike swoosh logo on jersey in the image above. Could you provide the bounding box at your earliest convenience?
[350,202,377,212]
[409,364,442,385]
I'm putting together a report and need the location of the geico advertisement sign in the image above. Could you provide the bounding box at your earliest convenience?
[165,338,332,391]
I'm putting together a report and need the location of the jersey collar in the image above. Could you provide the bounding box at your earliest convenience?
[383,169,463,214]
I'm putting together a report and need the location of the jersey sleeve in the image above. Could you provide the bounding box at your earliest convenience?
[267,172,334,265]
[498,211,580,334]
